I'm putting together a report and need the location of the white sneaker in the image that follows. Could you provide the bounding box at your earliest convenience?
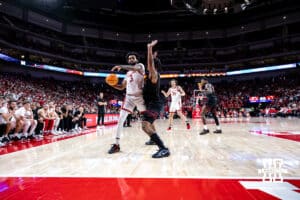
[13,133,21,139]
[0,141,6,147]
[57,130,63,135]
[52,131,60,136]
[34,135,43,140]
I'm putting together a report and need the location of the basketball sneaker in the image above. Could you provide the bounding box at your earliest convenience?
[27,134,35,140]
[199,129,210,135]
[145,140,156,145]
[213,130,222,134]
[152,148,170,158]
[186,123,191,130]
[0,141,5,147]
[1,136,10,144]
[108,144,120,154]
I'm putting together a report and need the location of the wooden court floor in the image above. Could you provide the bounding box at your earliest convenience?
[0,117,299,178]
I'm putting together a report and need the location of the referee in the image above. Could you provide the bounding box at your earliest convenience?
[97,92,107,127]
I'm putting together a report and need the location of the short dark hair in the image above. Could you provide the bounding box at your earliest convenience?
[201,77,208,81]
[23,100,31,105]
[8,100,17,104]
[170,79,178,85]
[126,52,140,61]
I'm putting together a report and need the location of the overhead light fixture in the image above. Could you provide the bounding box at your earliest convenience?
[213,8,217,15]
[241,0,251,10]
[245,0,251,5]
[241,3,247,10]
[224,7,228,13]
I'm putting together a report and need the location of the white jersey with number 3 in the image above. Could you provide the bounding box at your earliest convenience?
[170,86,182,103]
[125,63,145,96]
[169,86,182,112]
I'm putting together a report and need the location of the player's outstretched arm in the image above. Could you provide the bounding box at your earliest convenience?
[161,88,171,97]
[147,40,158,83]
[178,86,186,96]
[111,64,144,74]
[111,79,127,91]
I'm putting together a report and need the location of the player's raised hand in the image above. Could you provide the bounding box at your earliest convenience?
[148,40,158,48]
[111,65,121,72]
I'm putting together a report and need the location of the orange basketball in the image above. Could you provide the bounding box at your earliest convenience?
[105,74,118,86]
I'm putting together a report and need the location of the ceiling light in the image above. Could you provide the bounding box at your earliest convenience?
[213,8,217,15]
[224,7,228,13]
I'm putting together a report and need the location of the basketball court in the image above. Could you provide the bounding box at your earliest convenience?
[1,118,300,199]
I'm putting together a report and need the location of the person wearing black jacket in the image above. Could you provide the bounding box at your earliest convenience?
[74,106,87,130]
[97,92,107,127]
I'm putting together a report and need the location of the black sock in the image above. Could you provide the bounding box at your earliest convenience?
[150,133,166,149]
[212,114,220,126]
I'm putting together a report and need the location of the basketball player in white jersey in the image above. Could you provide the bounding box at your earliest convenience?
[161,79,190,131]
[107,52,146,154]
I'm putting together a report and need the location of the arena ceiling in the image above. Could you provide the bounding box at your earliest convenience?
[4,0,300,32]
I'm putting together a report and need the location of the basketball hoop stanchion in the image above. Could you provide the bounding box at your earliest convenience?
[192,89,202,118]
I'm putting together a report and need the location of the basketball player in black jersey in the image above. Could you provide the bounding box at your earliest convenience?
[142,40,170,158]
[199,78,222,135]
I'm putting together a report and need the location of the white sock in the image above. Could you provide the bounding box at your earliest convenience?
[217,126,221,130]
[115,109,129,144]
[116,138,120,145]
[204,125,208,130]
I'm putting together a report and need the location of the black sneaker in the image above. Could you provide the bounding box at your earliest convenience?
[1,136,10,144]
[27,135,35,140]
[152,148,170,158]
[199,129,210,135]
[213,130,222,134]
[145,140,156,145]
[186,123,191,130]
[20,135,27,143]
[108,144,120,154]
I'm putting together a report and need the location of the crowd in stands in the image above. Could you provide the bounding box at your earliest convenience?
[0,72,124,147]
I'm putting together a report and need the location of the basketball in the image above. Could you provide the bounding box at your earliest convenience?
[105,74,118,86]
